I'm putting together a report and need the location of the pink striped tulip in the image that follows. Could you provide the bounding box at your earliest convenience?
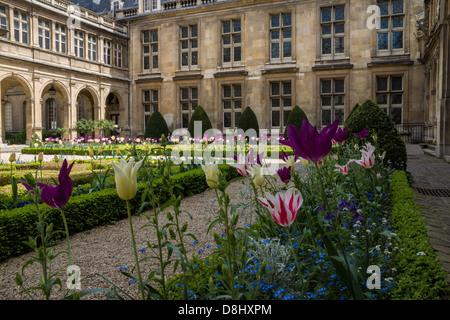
[353,143,376,169]
[258,188,303,227]
[335,163,350,175]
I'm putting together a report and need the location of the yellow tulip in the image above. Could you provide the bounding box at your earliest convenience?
[284,155,297,171]
[89,149,94,158]
[112,157,144,201]
[9,152,16,163]
[201,163,219,188]
[300,157,309,167]
[250,164,265,187]
[38,152,44,163]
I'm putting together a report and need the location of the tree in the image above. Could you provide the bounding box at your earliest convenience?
[145,110,169,139]
[187,106,212,138]
[237,106,259,136]
[283,105,309,138]
[345,99,407,171]
[95,119,115,137]
[73,119,96,137]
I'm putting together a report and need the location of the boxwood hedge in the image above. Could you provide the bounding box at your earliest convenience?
[0,164,240,261]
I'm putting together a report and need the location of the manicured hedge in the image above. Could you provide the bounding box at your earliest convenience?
[0,164,240,261]
[389,171,449,299]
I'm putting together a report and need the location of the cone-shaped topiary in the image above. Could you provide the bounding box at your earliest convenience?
[283,105,309,139]
[144,110,169,139]
[188,106,213,138]
[237,106,259,136]
[345,99,407,171]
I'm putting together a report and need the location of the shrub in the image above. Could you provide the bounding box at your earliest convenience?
[389,171,449,299]
[344,99,407,171]
[283,105,309,138]
[145,110,169,140]
[237,106,259,136]
[187,106,212,138]
[0,164,240,261]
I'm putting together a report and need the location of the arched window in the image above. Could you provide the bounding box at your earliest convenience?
[46,98,57,130]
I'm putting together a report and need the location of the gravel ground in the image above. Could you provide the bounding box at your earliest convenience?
[0,177,257,300]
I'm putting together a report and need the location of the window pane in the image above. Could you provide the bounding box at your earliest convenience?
[322,109,332,126]
[223,20,230,34]
[392,16,403,28]
[283,98,292,108]
[321,8,331,22]
[181,40,189,49]
[335,37,344,54]
[234,46,241,62]
[234,100,242,110]
[270,14,280,28]
[234,112,241,126]
[322,38,332,54]
[233,19,241,32]
[334,95,345,106]
[377,77,388,91]
[191,39,198,48]
[223,47,231,63]
[392,76,402,91]
[271,99,280,108]
[223,35,231,45]
[233,34,241,43]
[181,52,189,66]
[282,13,291,27]
[380,18,389,29]
[224,112,231,127]
[321,80,332,94]
[376,94,388,105]
[181,88,189,100]
[182,114,189,128]
[392,0,404,14]
[271,30,280,40]
[321,96,332,106]
[334,23,345,34]
[282,29,291,39]
[191,88,198,99]
[223,85,231,98]
[322,25,331,35]
[234,85,242,98]
[390,107,402,124]
[378,33,389,50]
[271,43,280,59]
[335,109,345,123]
[181,102,189,111]
[153,55,158,69]
[378,1,389,15]
[223,101,231,109]
[283,41,291,58]
[334,7,345,21]
[283,110,290,126]
[272,110,280,127]
[282,82,292,95]
[181,27,188,38]
[271,82,280,96]
[392,31,403,49]
[334,79,344,93]
[190,25,197,37]
[391,94,402,104]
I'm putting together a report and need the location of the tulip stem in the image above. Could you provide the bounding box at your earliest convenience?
[285,226,302,284]
[60,209,72,266]
[126,200,145,300]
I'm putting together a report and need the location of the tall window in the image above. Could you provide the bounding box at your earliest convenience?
[269,13,292,62]
[180,87,198,128]
[114,43,122,67]
[144,0,150,12]
[222,19,241,66]
[320,78,345,126]
[376,75,403,124]
[180,25,198,69]
[13,10,28,44]
[143,89,159,125]
[0,5,8,39]
[55,24,66,53]
[46,98,58,130]
[4,101,12,132]
[104,39,111,65]
[74,30,84,58]
[152,0,158,10]
[38,18,51,50]
[222,84,242,129]
[377,0,404,51]
[87,34,97,61]
[270,81,292,130]
[320,6,345,57]
[142,30,158,72]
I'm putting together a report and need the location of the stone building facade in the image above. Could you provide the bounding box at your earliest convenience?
[2,0,448,161]
[118,0,427,140]
[418,0,450,158]
[0,0,129,142]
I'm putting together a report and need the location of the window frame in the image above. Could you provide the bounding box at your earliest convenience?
[221,83,243,129]
[375,74,404,124]
[320,5,346,59]
[221,18,242,67]
[74,30,85,58]
[269,12,293,63]
[142,29,159,73]
[0,4,8,39]
[319,77,346,127]
[376,0,405,53]
[55,23,67,54]
[143,88,159,127]
[114,43,123,68]
[103,39,112,65]
[38,17,51,50]
[13,9,28,45]
[179,24,198,70]
[87,34,97,61]
[179,86,199,129]
[269,80,293,131]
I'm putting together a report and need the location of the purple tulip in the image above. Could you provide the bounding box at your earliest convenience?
[332,126,348,145]
[352,128,369,140]
[281,119,340,163]
[23,159,74,209]
[277,166,292,184]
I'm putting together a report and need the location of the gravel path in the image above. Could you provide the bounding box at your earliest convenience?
[0,177,256,300]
